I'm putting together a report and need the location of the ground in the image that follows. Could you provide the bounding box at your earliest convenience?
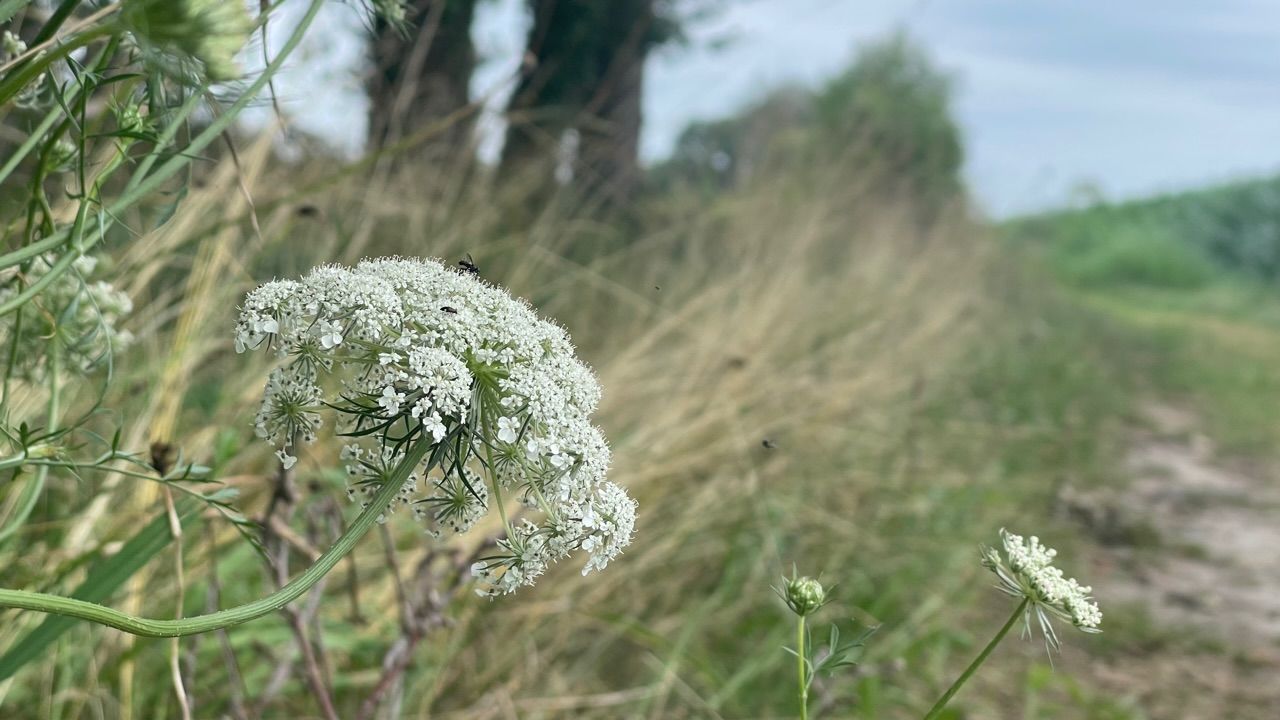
[1072,401,1280,718]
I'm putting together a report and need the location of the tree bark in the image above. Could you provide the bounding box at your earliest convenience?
[496,0,586,189]
[575,0,652,206]
[367,0,477,156]
[497,0,654,207]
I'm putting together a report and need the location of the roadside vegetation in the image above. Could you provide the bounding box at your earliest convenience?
[2,3,1278,717]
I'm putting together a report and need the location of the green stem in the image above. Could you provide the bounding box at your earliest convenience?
[0,435,434,637]
[0,342,60,544]
[0,0,326,273]
[0,24,111,106]
[797,614,808,720]
[922,598,1028,720]
[0,99,66,186]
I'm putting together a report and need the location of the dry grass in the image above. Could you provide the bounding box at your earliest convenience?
[1,134,1122,719]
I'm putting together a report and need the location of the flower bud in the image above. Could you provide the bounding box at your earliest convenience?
[783,575,827,617]
[122,0,252,81]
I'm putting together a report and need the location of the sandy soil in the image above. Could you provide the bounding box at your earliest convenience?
[1061,403,1280,718]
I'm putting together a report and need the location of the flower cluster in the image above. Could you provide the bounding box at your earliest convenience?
[0,254,133,380]
[121,0,252,81]
[237,257,636,595]
[3,30,45,109]
[982,529,1102,648]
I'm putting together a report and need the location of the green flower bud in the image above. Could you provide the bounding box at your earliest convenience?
[114,101,152,136]
[122,0,252,81]
[372,0,408,25]
[783,575,827,617]
[47,139,77,173]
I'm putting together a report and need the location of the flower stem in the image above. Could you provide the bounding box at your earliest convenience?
[797,614,808,720]
[0,435,434,637]
[0,24,113,106]
[0,0,327,273]
[922,598,1028,720]
[0,341,60,545]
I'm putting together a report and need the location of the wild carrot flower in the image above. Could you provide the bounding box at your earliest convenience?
[924,530,1102,719]
[121,0,253,81]
[982,528,1102,649]
[237,257,636,595]
[0,254,133,379]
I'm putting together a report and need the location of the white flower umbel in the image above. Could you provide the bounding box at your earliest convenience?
[924,530,1102,719]
[0,254,133,379]
[982,528,1102,649]
[237,257,636,595]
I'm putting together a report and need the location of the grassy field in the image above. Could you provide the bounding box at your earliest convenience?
[4,126,1280,717]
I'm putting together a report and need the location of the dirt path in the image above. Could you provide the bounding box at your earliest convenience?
[1062,402,1280,717]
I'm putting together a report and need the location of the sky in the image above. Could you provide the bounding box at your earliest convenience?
[250,0,1280,217]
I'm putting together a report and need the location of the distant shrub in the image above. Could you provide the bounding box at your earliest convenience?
[1017,175,1280,284]
[1058,227,1217,289]
[647,87,813,194]
[649,32,965,213]
[1161,177,1280,279]
[814,32,963,211]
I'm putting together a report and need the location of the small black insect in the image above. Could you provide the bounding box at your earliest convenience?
[761,439,777,449]
[441,306,458,314]
[654,285,661,291]
[458,253,480,276]
[295,204,321,218]
[149,441,176,475]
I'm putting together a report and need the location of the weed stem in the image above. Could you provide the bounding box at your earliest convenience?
[923,597,1028,720]
[0,435,434,637]
[797,614,808,720]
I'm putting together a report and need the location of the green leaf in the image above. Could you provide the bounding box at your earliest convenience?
[0,499,201,680]
[0,0,30,25]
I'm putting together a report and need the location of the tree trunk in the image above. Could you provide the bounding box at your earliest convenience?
[367,0,477,155]
[496,0,587,190]
[575,0,652,207]
[497,0,653,208]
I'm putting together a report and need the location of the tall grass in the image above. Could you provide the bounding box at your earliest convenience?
[0,111,1159,717]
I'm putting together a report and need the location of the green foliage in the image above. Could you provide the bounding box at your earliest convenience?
[514,0,680,115]
[651,32,964,213]
[647,87,813,193]
[1007,175,1280,456]
[814,32,963,208]
[0,499,202,680]
[1014,174,1280,282]
[1057,226,1216,289]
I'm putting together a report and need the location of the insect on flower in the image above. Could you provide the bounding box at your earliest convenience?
[236,256,636,596]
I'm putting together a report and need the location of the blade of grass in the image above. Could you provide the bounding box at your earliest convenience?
[0,498,202,681]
